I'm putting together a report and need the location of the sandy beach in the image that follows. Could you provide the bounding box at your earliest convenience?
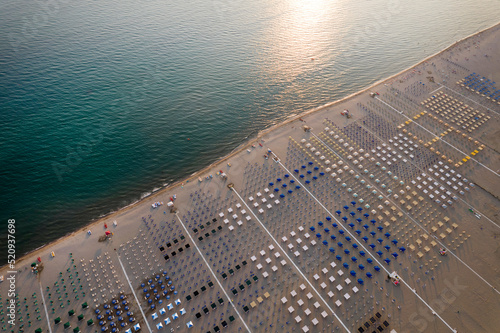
[1,22,500,333]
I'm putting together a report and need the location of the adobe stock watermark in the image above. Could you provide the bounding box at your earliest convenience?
[403,276,466,333]
[351,0,402,49]
[7,0,71,53]
[52,121,109,182]
[211,0,230,22]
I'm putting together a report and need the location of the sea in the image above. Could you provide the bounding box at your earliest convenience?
[1,0,499,265]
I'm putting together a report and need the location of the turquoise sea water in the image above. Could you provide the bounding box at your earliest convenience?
[1,0,499,263]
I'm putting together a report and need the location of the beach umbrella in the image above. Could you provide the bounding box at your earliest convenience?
[357,207,363,212]
[345,236,351,242]
[377,238,383,244]
[87,319,94,326]
[362,236,368,242]
[359,251,365,257]
[399,247,406,253]
[355,230,361,235]
[326,216,331,221]
[377,226,383,231]
[322,240,328,246]
[351,256,358,262]
[332,223,338,228]
[374,266,381,272]
[172,313,179,320]
[324,228,329,233]
[370,219,376,225]
[329,247,335,253]
[343,205,349,210]
[156,323,163,329]
[125,329,132,333]
[35,330,42,333]
[318,221,324,226]
[186,321,194,328]
[384,258,391,264]
[376,251,383,257]
[350,211,355,217]
[370,231,376,237]
[330,235,336,241]
[159,308,166,315]
[392,253,399,259]
[356,218,362,223]
[180,308,186,315]
[357,279,364,285]
[344,249,350,255]
[339,230,344,235]
[358,264,365,270]
[366,272,373,278]
[384,245,391,251]
[335,210,341,215]
[82,302,88,309]
[64,322,71,329]
[337,242,343,247]
[343,263,349,269]
[391,239,398,245]
[350,270,356,277]
[384,232,391,238]
[164,318,171,325]
[78,314,84,321]
[55,317,61,325]
[348,223,354,229]
[133,323,141,331]
[369,244,376,249]
[335,255,342,261]
[73,328,81,333]
[342,217,348,222]
[152,313,158,320]
[367,258,373,264]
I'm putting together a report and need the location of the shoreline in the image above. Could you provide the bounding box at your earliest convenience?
[6,19,500,270]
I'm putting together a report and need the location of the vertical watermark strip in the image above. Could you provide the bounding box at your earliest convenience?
[6,219,17,326]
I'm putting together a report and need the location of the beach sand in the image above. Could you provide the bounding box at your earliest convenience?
[1,22,500,333]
